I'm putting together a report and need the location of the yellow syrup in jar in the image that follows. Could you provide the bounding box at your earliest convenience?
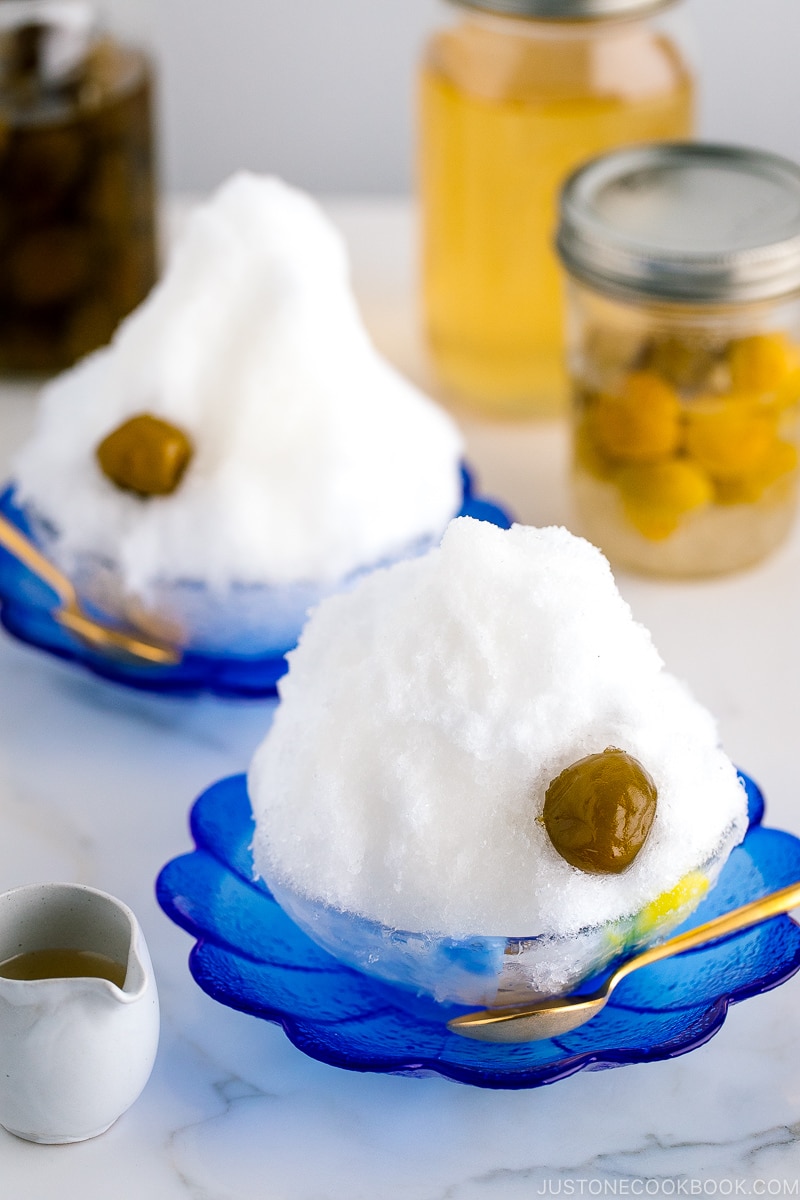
[419,15,694,416]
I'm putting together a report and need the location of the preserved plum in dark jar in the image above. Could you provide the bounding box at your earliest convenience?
[0,2,157,372]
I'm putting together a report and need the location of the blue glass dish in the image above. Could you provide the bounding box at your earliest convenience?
[0,466,510,697]
[156,770,800,1089]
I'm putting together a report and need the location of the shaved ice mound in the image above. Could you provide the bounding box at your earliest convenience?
[249,518,748,1005]
[11,173,463,656]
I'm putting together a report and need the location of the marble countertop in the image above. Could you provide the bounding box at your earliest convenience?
[2,201,800,1199]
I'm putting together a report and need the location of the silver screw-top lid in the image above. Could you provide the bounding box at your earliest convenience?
[557,143,800,305]
[449,0,677,21]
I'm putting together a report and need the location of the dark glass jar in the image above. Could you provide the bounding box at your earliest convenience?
[0,1,157,372]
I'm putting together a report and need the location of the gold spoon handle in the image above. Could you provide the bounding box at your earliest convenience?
[609,878,800,993]
[0,511,77,609]
[447,879,800,1041]
[0,511,181,666]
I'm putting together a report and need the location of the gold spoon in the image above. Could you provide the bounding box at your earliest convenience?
[448,878,800,1043]
[0,512,181,667]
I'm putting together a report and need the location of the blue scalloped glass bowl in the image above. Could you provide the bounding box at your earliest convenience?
[156,770,800,1089]
[0,465,510,697]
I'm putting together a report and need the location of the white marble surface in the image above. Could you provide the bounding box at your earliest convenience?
[2,202,800,1198]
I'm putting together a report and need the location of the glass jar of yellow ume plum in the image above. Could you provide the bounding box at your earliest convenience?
[557,143,800,577]
[419,0,694,418]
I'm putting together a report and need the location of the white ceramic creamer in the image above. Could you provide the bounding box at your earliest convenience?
[0,882,160,1143]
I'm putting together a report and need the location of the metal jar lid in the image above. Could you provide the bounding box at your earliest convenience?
[556,143,800,305]
[448,0,678,21]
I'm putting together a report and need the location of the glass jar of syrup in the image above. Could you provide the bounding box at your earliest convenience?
[419,0,694,417]
[0,0,158,373]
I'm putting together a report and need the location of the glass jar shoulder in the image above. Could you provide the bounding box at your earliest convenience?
[0,39,151,127]
[421,15,692,106]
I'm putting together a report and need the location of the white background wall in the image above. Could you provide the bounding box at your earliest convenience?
[104,0,800,197]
